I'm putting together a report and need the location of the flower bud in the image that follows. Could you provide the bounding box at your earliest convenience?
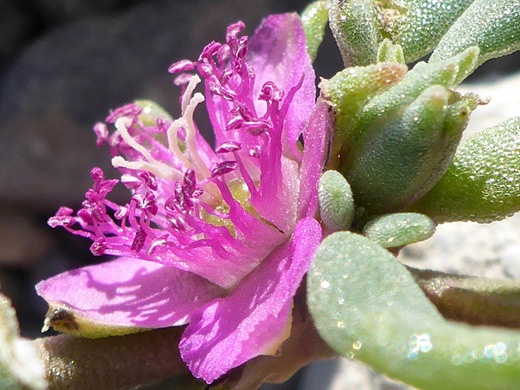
[324,47,479,214]
[341,85,478,214]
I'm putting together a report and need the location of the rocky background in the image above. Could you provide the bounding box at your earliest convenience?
[0,1,519,389]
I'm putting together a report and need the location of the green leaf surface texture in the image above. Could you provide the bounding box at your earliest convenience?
[376,0,475,62]
[411,117,520,223]
[308,232,520,390]
[329,0,381,66]
[362,212,436,248]
[431,0,520,65]
[301,1,330,61]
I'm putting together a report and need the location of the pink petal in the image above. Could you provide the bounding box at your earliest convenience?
[179,217,322,383]
[298,98,332,219]
[247,13,316,159]
[36,257,224,329]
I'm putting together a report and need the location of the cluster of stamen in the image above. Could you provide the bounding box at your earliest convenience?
[48,21,302,288]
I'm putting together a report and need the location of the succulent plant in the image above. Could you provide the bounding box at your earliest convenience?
[2,1,520,389]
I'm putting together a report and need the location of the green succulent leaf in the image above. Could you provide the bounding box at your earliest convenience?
[376,0,475,63]
[342,85,477,213]
[319,170,355,231]
[308,232,520,390]
[411,117,520,223]
[322,62,407,167]
[410,267,520,329]
[0,294,46,390]
[431,0,520,66]
[362,212,436,248]
[329,0,381,66]
[376,39,405,64]
[301,0,330,61]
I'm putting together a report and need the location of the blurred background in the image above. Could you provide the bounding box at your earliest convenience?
[0,0,520,389]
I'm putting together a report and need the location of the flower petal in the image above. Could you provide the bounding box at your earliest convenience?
[247,13,316,159]
[179,217,322,383]
[36,257,224,333]
[298,98,332,219]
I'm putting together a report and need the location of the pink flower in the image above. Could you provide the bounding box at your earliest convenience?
[37,13,330,383]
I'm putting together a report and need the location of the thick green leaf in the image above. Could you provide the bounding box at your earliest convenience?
[0,294,46,390]
[308,232,520,390]
[411,117,520,223]
[431,0,520,65]
[357,46,479,138]
[301,0,330,61]
[362,212,436,248]
[319,170,355,231]
[343,85,465,213]
[329,0,381,66]
[410,267,520,329]
[376,0,475,63]
[321,62,407,167]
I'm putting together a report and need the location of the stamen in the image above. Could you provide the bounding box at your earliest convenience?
[211,161,239,176]
[93,122,108,147]
[168,59,195,74]
[112,157,180,181]
[215,141,241,154]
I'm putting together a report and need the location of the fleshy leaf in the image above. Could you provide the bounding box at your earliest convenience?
[36,257,224,338]
[0,293,46,390]
[336,46,478,172]
[411,117,520,223]
[321,62,407,167]
[362,212,436,248]
[431,0,520,66]
[377,0,475,63]
[410,267,520,329]
[301,0,330,61]
[356,46,479,139]
[318,170,355,232]
[329,0,381,66]
[308,232,520,390]
[343,85,476,213]
[376,39,405,64]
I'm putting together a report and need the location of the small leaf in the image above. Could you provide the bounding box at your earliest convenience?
[329,0,381,66]
[0,293,46,390]
[319,170,355,232]
[362,212,436,248]
[321,62,407,166]
[308,232,520,390]
[358,46,479,137]
[301,0,330,61]
[431,0,520,66]
[377,0,475,63]
[410,267,520,329]
[376,39,405,64]
[411,117,520,223]
[342,85,474,213]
